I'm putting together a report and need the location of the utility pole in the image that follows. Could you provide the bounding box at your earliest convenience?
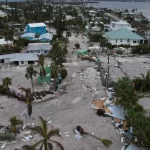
[107,53,110,89]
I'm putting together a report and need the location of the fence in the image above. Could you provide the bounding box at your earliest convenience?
[95,54,113,88]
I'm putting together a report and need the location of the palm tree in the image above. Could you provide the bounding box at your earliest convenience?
[18,86,32,124]
[76,126,112,148]
[99,36,108,53]
[25,65,37,94]
[2,77,12,98]
[114,77,138,109]
[9,116,23,135]
[140,72,150,92]
[28,116,64,150]
[83,132,112,148]
[38,55,46,95]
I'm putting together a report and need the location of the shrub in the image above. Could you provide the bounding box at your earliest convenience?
[116,50,123,55]
[61,68,68,79]
[132,44,150,54]
[0,133,16,142]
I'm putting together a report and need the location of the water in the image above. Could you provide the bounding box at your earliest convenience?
[0,0,150,19]
[89,1,150,19]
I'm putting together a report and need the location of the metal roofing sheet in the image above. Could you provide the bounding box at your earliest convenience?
[126,144,140,150]
[27,43,52,51]
[39,33,53,40]
[28,23,46,27]
[107,105,125,120]
[9,53,38,61]
[21,33,35,38]
[105,28,144,40]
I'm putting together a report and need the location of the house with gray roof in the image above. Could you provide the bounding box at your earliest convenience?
[0,53,38,66]
[27,43,52,55]
[105,28,144,46]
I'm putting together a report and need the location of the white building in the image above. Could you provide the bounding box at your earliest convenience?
[110,20,135,32]
[105,28,144,46]
[27,43,52,55]
[0,53,38,66]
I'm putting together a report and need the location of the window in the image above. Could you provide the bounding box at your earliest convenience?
[133,41,136,43]
[42,30,44,32]
[45,51,47,53]
[120,39,122,42]
[137,41,139,43]
[127,39,130,42]
[21,61,24,64]
[38,51,40,53]
[31,51,33,53]
[116,39,117,43]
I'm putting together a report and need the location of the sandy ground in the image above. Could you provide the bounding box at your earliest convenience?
[99,55,150,81]
[0,34,123,150]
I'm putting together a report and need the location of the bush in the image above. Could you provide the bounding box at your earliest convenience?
[132,44,150,54]
[61,68,68,79]
[117,50,123,55]
[0,133,16,142]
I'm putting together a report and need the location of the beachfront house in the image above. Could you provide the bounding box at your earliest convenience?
[26,23,46,35]
[26,43,52,55]
[105,28,144,46]
[0,53,38,66]
[110,20,135,32]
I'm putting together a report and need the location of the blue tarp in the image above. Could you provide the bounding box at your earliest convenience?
[107,105,125,120]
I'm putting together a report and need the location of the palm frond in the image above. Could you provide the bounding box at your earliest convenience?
[39,143,44,150]
[32,139,43,148]
[27,126,45,137]
[83,132,112,148]
[39,116,47,135]
[22,145,35,150]
[18,85,27,92]
[51,140,64,150]
[47,129,61,139]
[47,142,53,150]
[99,139,113,148]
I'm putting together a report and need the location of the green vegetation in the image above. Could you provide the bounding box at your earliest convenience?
[27,116,64,150]
[2,77,12,98]
[132,44,150,54]
[18,86,33,123]
[114,77,150,148]
[9,116,23,135]
[25,65,37,94]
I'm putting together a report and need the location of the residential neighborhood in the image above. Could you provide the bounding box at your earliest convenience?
[0,1,150,150]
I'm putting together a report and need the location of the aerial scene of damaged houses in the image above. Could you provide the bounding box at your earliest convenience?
[0,1,150,150]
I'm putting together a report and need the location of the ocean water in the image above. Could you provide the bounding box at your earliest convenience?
[89,1,150,19]
[0,0,150,19]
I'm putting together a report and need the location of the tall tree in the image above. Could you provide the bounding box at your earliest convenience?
[28,116,64,150]
[38,55,46,95]
[25,65,37,94]
[140,72,150,92]
[9,116,23,135]
[99,36,108,52]
[2,77,12,98]
[18,86,32,124]
[114,77,138,109]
